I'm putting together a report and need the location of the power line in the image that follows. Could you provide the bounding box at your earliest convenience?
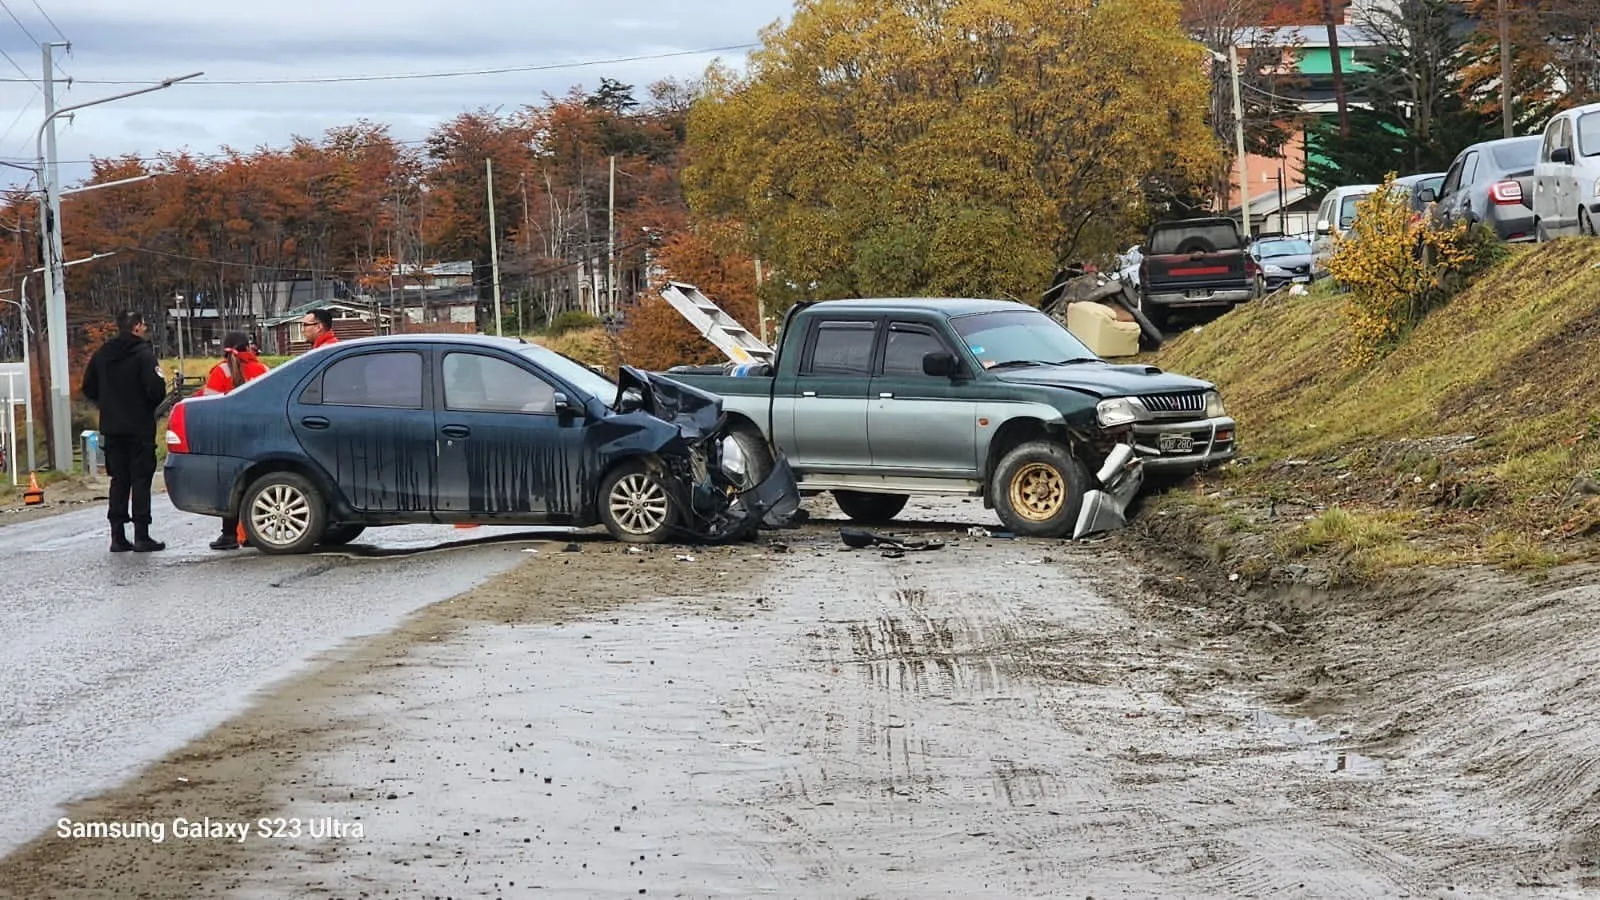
[0,136,436,166]
[0,46,37,86]
[0,43,758,87]
[0,0,39,46]
[29,0,65,42]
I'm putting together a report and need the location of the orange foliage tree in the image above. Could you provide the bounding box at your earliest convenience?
[617,225,757,371]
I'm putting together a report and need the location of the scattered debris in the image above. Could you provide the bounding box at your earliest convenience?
[838,527,945,555]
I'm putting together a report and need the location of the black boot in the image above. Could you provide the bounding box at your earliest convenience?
[133,522,166,553]
[110,522,133,553]
[209,529,239,551]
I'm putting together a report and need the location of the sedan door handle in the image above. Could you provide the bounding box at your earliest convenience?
[441,425,471,439]
[801,391,817,398]
[878,392,894,399]
[300,416,330,430]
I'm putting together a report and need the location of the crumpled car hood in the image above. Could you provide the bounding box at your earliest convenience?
[616,365,724,438]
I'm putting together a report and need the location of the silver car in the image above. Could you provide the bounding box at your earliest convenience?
[1533,101,1600,239]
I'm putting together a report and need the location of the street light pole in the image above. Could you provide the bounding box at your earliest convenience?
[34,69,202,471]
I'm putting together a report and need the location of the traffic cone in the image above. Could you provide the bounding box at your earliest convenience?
[22,472,43,506]
[236,521,248,545]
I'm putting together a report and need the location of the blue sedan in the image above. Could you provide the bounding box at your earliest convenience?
[163,335,798,554]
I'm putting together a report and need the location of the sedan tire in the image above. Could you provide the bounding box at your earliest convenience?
[600,461,678,544]
[241,471,327,555]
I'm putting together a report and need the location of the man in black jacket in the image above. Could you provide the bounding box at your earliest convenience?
[81,311,168,552]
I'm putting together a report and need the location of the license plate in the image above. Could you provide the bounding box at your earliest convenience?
[1184,289,1211,299]
[1158,433,1194,453]
[1293,275,1311,283]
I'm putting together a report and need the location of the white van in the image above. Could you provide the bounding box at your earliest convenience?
[1310,184,1380,277]
[1532,101,1600,239]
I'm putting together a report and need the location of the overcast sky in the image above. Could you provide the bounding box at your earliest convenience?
[0,0,795,191]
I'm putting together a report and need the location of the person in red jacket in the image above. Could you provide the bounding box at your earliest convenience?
[202,332,271,549]
[303,308,339,350]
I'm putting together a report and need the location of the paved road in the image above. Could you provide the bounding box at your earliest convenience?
[0,496,573,853]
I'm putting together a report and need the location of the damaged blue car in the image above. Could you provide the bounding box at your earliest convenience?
[162,335,800,554]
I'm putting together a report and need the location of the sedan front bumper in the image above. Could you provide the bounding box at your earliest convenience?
[1131,416,1238,472]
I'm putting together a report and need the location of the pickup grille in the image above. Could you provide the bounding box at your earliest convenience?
[1138,392,1205,415]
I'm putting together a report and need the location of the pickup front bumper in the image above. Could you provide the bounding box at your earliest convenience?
[1131,416,1237,472]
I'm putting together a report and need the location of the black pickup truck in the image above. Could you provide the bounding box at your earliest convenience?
[1138,217,1262,330]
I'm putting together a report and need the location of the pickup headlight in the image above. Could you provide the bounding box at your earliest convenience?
[1203,390,1226,418]
[1096,397,1140,427]
[719,436,747,480]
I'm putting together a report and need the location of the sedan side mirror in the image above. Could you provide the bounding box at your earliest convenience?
[1552,147,1574,165]
[553,392,578,421]
[922,351,961,378]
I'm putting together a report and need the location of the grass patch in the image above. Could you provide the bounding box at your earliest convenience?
[1154,239,1600,573]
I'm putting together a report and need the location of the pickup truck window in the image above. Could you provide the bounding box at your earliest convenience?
[951,309,1097,369]
[881,324,946,376]
[805,320,878,376]
[1148,221,1242,255]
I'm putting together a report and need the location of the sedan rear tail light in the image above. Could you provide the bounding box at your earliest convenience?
[165,400,190,454]
[1489,180,1523,204]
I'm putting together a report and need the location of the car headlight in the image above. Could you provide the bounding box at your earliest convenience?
[719,436,747,480]
[1096,397,1139,427]
[1263,264,1288,276]
[1203,390,1226,418]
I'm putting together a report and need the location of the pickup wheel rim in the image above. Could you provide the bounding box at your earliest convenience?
[1010,463,1067,521]
[250,483,311,546]
[610,473,670,535]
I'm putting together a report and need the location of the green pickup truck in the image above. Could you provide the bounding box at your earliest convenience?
[664,297,1237,539]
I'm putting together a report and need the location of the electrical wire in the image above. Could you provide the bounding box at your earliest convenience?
[0,43,758,87]
[29,0,64,42]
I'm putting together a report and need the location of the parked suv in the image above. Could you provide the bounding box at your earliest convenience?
[1430,136,1542,242]
[1532,101,1600,239]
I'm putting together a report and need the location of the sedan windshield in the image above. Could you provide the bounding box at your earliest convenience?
[1254,239,1311,258]
[1580,113,1600,157]
[950,308,1098,369]
[517,345,617,405]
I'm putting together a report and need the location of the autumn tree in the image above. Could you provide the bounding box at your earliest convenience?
[683,0,1219,308]
[1459,0,1600,131]
[617,222,759,370]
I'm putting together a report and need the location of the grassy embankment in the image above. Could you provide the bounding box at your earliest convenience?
[1142,238,1600,579]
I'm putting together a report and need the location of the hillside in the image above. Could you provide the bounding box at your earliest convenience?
[1143,238,1600,577]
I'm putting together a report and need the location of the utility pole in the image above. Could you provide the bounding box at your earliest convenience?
[1322,0,1350,137]
[41,42,65,470]
[485,158,503,337]
[519,171,530,336]
[1498,0,1513,137]
[607,155,616,317]
[1228,44,1251,241]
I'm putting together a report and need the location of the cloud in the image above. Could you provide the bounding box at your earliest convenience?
[0,0,791,189]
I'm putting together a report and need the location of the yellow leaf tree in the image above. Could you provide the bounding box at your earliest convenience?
[683,0,1219,307]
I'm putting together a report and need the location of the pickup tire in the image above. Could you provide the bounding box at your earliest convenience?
[833,490,909,524]
[725,427,774,489]
[990,440,1091,538]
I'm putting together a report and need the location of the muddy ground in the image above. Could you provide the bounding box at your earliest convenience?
[3,496,1599,897]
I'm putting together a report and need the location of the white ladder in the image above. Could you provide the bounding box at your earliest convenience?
[659,281,775,365]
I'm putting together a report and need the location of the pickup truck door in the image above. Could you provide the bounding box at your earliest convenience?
[788,318,877,471]
[867,322,978,474]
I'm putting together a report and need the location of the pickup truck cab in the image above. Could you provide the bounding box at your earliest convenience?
[665,298,1237,539]
[1138,217,1262,331]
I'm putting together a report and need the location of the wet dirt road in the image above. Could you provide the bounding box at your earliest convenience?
[4,498,1598,897]
[0,496,571,854]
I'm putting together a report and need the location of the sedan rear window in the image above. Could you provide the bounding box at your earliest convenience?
[1492,139,1540,170]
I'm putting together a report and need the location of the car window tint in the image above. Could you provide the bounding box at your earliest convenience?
[807,321,876,376]
[1490,140,1539,170]
[321,351,424,409]
[444,352,556,414]
[1148,222,1241,254]
[1339,194,1369,228]
[881,326,944,376]
[1580,113,1600,157]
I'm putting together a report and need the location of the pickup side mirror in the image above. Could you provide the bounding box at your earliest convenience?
[1315,220,1331,236]
[1416,188,1436,204]
[1551,147,1574,165]
[922,351,961,378]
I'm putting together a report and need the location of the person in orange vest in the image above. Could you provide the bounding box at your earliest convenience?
[204,332,271,550]
[302,308,339,350]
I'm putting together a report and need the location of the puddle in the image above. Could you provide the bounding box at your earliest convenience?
[1249,708,1388,777]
